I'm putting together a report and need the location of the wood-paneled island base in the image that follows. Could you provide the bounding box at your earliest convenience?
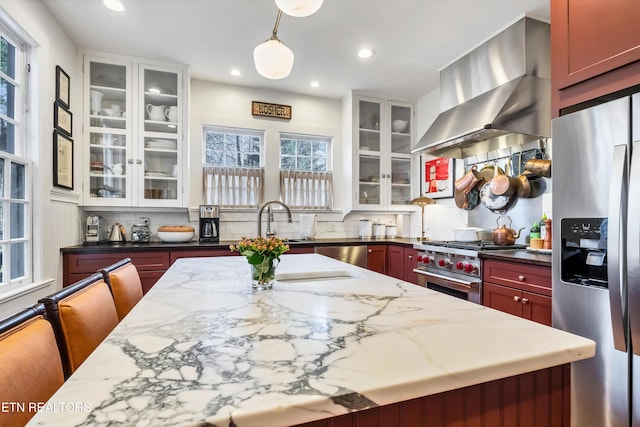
[294,364,569,427]
[28,255,592,427]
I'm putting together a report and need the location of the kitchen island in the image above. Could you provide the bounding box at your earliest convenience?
[28,254,594,427]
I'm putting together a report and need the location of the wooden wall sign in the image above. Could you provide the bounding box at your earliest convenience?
[252,101,292,120]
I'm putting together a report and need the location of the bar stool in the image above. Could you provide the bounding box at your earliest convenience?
[39,273,119,378]
[0,303,65,427]
[99,257,143,321]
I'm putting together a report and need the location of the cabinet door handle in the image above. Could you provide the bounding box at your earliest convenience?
[408,255,413,260]
[368,249,372,253]
[521,298,529,305]
[136,159,143,165]
[513,295,521,302]
[518,275,526,281]
[127,159,134,164]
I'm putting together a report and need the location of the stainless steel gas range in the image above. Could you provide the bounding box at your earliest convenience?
[413,241,526,303]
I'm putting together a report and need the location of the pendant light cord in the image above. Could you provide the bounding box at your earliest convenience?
[270,10,283,40]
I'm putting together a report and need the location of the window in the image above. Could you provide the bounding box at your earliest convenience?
[203,126,262,167]
[280,134,329,171]
[279,133,333,210]
[202,126,264,208]
[0,25,30,289]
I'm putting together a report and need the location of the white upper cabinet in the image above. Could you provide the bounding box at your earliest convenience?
[352,95,414,211]
[82,52,188,208]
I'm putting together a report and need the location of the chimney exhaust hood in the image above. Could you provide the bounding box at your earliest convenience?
[412,17,550,159]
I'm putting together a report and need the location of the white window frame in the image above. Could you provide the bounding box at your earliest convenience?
[203,125,263,168]
[279,132,332,172]
[279,132,333,210]
[0,20,32,292]
[202,125,265,208]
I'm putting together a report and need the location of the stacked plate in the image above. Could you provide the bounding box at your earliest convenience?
[145,139,176,150]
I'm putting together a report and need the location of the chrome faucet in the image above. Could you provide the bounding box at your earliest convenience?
[257,200,292,237]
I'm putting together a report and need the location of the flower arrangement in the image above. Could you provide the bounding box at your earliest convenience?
[230,236,290,287]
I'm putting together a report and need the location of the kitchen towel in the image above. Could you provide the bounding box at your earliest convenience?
[299,214,317,239]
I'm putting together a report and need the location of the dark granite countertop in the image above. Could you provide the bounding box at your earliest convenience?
[61,237,419,253]
[479,249,552,267]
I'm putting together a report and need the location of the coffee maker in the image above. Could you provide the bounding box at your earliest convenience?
[199,205,220,242]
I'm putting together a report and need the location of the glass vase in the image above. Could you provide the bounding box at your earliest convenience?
[250,257,279,290]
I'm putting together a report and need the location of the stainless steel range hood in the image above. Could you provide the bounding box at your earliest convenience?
[412,17,550,159]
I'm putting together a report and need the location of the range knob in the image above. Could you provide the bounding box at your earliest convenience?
[424,255,434,264]
[438,258,452,268]
[417,255,424,262]
[465,263,478,274]
[456,261,466,270]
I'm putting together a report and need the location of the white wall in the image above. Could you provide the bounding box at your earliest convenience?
[413,87,468,240]
[0,0,81,317]
[189,80,344,207]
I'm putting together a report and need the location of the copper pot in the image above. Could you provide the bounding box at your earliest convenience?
[454,165,481,194]
[492,216,525,245]
[524,159,551,177]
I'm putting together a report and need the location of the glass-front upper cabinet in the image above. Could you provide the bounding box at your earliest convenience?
[389,102,412,206]
[85,57,132,206]
[138,65,182,204]
[82,52,187,207]
[357,99,382,206]
[354,96,414,210]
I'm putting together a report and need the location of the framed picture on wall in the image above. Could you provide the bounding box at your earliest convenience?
[54,101,72,136]
[55,65,70,109]
[53,130,73,190]
[421,156,455,199]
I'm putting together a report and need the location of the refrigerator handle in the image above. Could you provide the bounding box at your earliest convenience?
[628,141,640,355]
[608,144,628,352]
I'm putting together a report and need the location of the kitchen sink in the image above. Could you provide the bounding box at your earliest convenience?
[275,269,360,283]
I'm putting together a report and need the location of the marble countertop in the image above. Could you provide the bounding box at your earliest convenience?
[61,237,418,252]
[28,254,593,427]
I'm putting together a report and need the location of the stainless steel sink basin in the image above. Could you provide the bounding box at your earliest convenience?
[275,269,360,283]
[283,239,312,244]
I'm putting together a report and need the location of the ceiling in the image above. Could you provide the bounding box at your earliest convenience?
[40,0,550,101]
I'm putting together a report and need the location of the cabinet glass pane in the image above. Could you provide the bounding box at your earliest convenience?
[89,62,126,129]
[89,132,126,199]
[359,155,380,204]
[359,129,380,152]
[143,137,178,201]
[359,100,381,130]
[391,158,411,205]
[143,69,178,134]
[390,105,411,154]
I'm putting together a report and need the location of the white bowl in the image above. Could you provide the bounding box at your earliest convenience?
[392,119,408,133]
[452,227,486,242]
[157,231,194,243]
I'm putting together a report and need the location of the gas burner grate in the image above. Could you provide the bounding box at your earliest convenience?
[424,240,527,251]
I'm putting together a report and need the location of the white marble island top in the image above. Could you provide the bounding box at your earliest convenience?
[29,254,594,427]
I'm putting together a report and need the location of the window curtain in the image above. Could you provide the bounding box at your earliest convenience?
[280,170,333,210]
[203,167,264,208]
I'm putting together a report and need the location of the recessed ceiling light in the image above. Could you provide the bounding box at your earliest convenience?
[230,69,241,77]
[310,81,319,88]
[358,48,375,59]
[103,0,125,12]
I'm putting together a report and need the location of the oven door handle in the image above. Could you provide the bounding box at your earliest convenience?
[413,269,479,287]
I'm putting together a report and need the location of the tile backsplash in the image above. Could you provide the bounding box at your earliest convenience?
[84,201,471,244]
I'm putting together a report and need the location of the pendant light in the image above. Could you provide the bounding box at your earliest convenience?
[274,0,324,17]
[253,10,294,80]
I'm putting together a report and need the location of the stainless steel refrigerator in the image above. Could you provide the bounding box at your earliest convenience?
[552,93,640,427]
